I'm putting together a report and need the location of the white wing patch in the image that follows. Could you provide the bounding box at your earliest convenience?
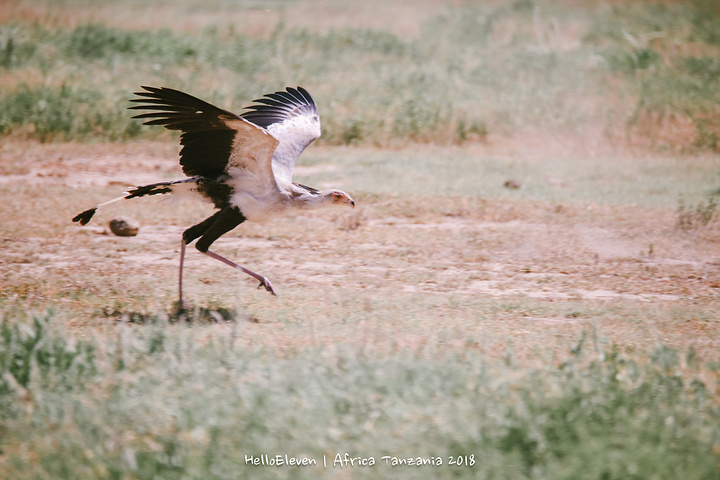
[268,113,322,187]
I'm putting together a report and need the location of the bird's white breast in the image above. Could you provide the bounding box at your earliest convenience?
[226,166,281,222]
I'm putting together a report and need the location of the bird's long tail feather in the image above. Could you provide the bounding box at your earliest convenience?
[72,178,198,226]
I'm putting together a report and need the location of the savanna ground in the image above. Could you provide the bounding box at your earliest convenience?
[1,0,720,479]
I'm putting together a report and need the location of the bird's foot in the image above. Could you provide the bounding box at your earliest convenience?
[258,277,276,295]
[202,250,277,296]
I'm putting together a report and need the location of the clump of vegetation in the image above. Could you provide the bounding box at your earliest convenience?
[3,0,716,149]
[0,311,96,399]
[587,0,720,151]
[0,84,137,141]
[0,310,718,479]
[676,196,718,231]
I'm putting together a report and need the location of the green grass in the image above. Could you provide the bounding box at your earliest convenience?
[1,0,718,149]
[585,0,720,151]
[1,310,718,480]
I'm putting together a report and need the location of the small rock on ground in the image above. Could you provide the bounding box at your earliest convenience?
[109,217,140,236]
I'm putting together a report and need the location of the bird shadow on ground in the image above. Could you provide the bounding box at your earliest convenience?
[102,304,249,324]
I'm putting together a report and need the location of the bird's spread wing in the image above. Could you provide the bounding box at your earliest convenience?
[129,86,279,186]
[241,87,321,186]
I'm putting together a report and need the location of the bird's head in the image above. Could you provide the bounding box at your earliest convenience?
[324,189,355,208]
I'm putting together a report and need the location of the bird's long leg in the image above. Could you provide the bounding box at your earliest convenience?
[179,211,224,310]
[203,250,275,295]
[194,207,276,295]
[178,239,187,310]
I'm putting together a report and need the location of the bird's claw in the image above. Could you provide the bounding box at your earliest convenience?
[258,277,276,295]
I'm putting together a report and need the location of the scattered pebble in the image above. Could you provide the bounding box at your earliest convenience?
[504,179,521,190]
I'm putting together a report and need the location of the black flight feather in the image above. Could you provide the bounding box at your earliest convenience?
[72,208,97,226]
[129,86,242,177]
[240,86,317,129]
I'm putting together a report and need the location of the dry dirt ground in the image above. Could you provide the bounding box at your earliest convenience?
[1,140,719,364]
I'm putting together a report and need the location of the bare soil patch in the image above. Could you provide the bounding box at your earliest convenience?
[1,140,718,361]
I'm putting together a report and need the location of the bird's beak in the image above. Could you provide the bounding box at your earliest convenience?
[334,196,355,208]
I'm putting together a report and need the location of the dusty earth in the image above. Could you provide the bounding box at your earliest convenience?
[1,140,719,361]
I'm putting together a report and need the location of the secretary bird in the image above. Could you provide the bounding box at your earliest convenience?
[72,86,355,308]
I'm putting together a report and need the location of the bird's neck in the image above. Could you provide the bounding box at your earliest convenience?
[286,185,330,210]
[295,193,330,210]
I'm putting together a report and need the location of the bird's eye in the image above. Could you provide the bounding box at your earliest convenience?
[333,193,341,200]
